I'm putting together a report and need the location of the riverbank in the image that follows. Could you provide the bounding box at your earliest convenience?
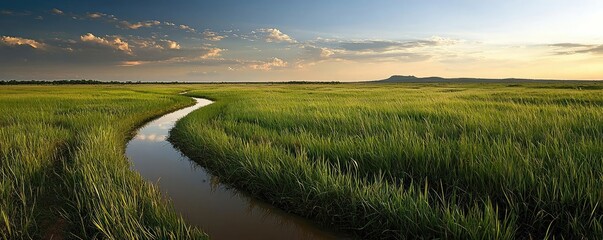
[171,83,603,239]
[0,85,206,239]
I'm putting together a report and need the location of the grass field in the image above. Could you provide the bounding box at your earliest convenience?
[172,83,603,239]
[1,83,603,239]
[0,85,205,239]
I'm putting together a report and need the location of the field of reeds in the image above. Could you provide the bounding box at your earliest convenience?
[0,85,205,239]
[1,82,602,239]
[172,83,603,239]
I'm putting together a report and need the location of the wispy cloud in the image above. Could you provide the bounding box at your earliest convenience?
[46,9,196,35]
[118,20,161,29]
[249,57,288,70]
[296,36,459,64]
[86,12,106,19]
[179,24,196,32]
[119,61,148,67]
[203,30,226,41]
[200,47,224,59]
[1,10,32,16]
[50,8,63,15]
[259,28,296,43]
[80,33,132,54]
[331,37,457,53]
[549,43,595,48]
[549,42,603,55]
[0,36,45,49]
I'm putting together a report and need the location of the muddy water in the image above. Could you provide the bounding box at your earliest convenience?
[126,98,342,240]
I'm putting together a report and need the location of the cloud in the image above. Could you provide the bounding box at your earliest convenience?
[302,45,335,59]
[259,28,296,43]
[336,39,449,52]
[1,10,31,16]
[0,35,227,69]
[0,36,45,49]
[40,9,199,36]
[549,43,595,48]
[294,37,460,64]
[187,70,219,77]
[584,45,603,54]
[549,42,603,55]
[126,37,181,51]
[86,12,106,19]
[179,24,196,32]
[51,8,63,15]
[119,61,148,67]
[163,40,181,50]
[118,20,161,29]
[200,47,224,59]
[203,30,226,41]
[429,36,459,46]
[80,33,132,54]
[249,57,288,70]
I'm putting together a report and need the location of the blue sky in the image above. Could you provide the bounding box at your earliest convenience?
[1,0,603,81]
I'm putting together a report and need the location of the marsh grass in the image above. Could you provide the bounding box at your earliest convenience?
[172,83,603,239]
[0,85,206,239]
[2,83,602,239]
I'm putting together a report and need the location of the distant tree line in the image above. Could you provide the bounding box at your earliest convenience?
[0,80,182,85]
[0,80,342,85]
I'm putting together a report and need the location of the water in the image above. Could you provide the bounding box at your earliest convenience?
[126,98,342,240]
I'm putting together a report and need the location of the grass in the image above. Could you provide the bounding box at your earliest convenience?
[0,85,206,239]
[2,82,602,239]
[170,83,603,239]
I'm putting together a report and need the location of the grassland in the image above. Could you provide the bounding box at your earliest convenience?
[1,83,602,239]
[171,83,603,239]
[0,85,205,239]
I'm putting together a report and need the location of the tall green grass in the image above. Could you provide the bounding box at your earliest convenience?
[3,83,602,239]
[0,85,206,239]
[172,83,603,239]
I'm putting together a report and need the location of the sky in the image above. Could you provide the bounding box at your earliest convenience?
[1,0,603,81]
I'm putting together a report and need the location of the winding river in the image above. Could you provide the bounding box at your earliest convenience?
[126,97,342,240]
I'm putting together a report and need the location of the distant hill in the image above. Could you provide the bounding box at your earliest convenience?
[376,75,601,83]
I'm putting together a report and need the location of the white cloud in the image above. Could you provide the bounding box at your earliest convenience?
[163,40,181,50]
[86,12,106,19]
[249,57,288,70]
[203,30,226,41]
[80,33,132,54]
[430,36,460,46]
[51,8,63,15]
[1,36,45,49]
[119,61,148,67]
[179,24,196,32]
[128,38,181,50]
[119,20,161,29]
[200,48,224,59]
[319,48,335,58]
[259,28,296,43]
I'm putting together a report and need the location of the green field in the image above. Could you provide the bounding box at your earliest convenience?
[0,85,205,239]
[2,83,603,239]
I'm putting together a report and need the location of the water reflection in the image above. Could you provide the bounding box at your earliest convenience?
[126,98,343,240]
[135,133,167,142]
